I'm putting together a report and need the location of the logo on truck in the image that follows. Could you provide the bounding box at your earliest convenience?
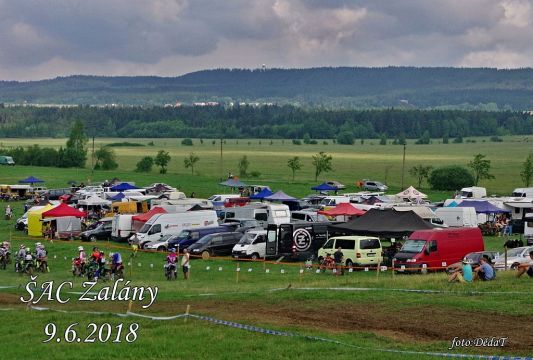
[293,228,312,252]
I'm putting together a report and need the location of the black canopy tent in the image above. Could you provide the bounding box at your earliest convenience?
[328,208,436,238]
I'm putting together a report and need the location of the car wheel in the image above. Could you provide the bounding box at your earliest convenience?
[251,253,259,260]
[202,251,210,260]
[510,263,520,270]
[345,259,353,269]
[89,235,97,242]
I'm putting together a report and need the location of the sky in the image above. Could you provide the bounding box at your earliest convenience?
[0,0,532,80]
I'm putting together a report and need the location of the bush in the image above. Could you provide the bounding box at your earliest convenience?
[490,136,503,142]
[323,141,328,145]
[135,156,154,172]
[428,166,475,191]
[308,139,318,144]
[106,142,145,147]
[292,139,302,145]
[181,138,193,146]
[147,141,155,146]
[337,131,354,145]
[453,136,463,143]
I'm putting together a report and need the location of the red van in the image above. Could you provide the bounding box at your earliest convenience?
[393,227,484,273]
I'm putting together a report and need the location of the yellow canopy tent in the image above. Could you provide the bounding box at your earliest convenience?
[27,204,54,237]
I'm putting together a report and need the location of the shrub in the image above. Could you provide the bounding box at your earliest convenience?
[337,131,354,145]
[147,141,155,146]
[106,142,145,147]
[453,136,463,143]
[292,139,302,145]
[135,156,154,172]
[490,136,503,142]
[309,139,318,144]
[323,141,328,145]
[181,138,193,146]
[428,166,475,191]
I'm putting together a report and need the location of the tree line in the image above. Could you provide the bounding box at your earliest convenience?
[0,105,532,140]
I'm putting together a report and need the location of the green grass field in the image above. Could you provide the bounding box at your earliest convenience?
[0,137,532,359]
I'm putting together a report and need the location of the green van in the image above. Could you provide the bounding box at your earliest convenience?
[0,156,15,165]
[318,236,383,268]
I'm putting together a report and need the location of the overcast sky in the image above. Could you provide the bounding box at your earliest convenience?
[0,0,531,80]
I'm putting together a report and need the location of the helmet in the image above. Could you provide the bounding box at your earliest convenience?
[36,242,42,247]
[169,248,176,253]
[78,246,84,251]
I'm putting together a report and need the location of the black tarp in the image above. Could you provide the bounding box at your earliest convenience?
[328,208,435,237]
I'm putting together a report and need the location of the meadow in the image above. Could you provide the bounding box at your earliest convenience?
[0,137,532,359]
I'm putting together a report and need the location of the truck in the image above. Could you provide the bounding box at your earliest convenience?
[393,227,484,273]
[111,214,135,242]
[434,207,479,227]
[266,222,330,260]
[0,156,15,165]
[132,210,218,245]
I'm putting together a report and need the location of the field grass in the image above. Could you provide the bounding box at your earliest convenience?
[0,135,532,200]
[0,137,532,359]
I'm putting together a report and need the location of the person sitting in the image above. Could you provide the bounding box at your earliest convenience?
[474,256,495,281]
[516,250,533,278]
[448,258,473,283]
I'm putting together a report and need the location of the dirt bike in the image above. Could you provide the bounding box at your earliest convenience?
[36,257,49,273]
[86,261,99,281]
[319,255,336,272]
[72,258,85,277]
[0,253,7,270]
[165,263,177,280]
[112,263,124,280]
[22,258,35,275]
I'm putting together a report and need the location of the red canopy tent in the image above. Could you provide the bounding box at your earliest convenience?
[132,207,167,231]
[42,203,86,218]
[318,203,366,217]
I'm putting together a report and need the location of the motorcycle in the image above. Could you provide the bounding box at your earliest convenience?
[111,263,125,280]
[86,260,99,281]
[164,263,177,280]
[22,257,35,275]
[72,258,85,277]
[36,257,49,273]
[0,252,7,270]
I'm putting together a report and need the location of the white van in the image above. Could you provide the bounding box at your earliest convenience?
[208,194,241,210]
[319,196,350,208]
[111,214,135,242]
[458,187,487,199]
[318,236,383,267]
[512,188,533,198]
[231,230,267,259]
[434,207,478,227]
[222,203,290,228]
[133,210,218,244]
[291,210,329,223]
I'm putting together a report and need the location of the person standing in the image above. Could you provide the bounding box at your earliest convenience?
[181,248,190,280]
[333,246,344,275]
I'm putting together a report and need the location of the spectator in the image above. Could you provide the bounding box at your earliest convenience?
[448,258,473,283]
[516,250,533,278]
[333,246,344,275]
[474,256,495,281]
[181,248,190,280]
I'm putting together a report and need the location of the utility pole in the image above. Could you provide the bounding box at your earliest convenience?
[401,143,406,189]
[220,136,223,181]
[90,135,95,183]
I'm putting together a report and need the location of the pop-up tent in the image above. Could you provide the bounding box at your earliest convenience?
[457,200,509,214]
[329,208,435,237]
[318,203,365,217]
[42,203,86,218]
[28,204,55,236]
[264,190,296,202]
[110,182,140,192]
[19,176,45,185]
[250,188,274,200]
[78,195,111,206]
[42,216,82,239]
[311,183,339,192]
[219,178,248,188]
[132,207,167,232]
[395,186,427,199]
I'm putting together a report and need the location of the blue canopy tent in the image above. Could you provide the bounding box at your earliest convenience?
[109,192,126,201]
[311,182,338,192]
[219,178,248,188]
[250,188,274,200]
[110,182,140,192]
[19,176,45,185]
[264,190,296,202]
[456,200,509,214]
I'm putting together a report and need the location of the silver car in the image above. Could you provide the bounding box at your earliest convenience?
[362,180,388,192]
[493,246,533,270]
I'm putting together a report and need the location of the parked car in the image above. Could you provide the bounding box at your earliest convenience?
[493,246,533,270]
[143,234,176,251]
[446,251,500,274]
[223,218,262,232]
[318,236,383,268]
[188,232,243,259]
[232,230,267,260]
[362,180,388,192]
[80,219,112,241]
[167,226,231,250]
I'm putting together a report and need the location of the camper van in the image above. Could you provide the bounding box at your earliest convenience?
[394,228,484,273]
[318,236,383,267]
[266,222,329,260]
[512,188,533,198]
[232,230,267,259]
[220,203,290,228]
[111,214,135,242]
[524,213,533,245]
[458,187,487,199]
[0,156,15,165]
[132,210,218,245]
[434,207,479,227]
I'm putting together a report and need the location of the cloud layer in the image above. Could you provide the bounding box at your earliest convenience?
[0,0,531,80]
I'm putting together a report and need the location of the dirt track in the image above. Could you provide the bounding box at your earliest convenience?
[2,292,532,353]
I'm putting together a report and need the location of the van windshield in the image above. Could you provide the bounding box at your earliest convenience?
[138,223,151,234]
[400,239,427,253]
[176,230,190,241]
[239,233,256,245]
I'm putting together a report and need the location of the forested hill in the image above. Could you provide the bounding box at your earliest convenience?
[1,67,533,109]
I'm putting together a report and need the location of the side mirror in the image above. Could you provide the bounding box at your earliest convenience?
[424,247,430,256]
